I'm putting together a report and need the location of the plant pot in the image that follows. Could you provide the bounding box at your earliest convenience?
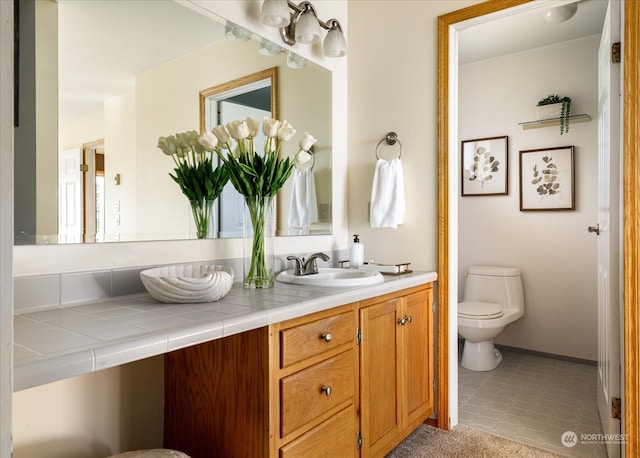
[536,103,563,120]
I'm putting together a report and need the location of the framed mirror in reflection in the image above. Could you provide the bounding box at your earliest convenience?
[14,0,332,245]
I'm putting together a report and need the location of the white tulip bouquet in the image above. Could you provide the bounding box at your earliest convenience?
[157,130,229,238]
[198,117,316,288]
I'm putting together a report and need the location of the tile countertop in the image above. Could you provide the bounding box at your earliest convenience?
[14,271,437,392]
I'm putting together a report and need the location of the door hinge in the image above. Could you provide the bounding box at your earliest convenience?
[612,397,622,419]
[356,327,362,345]
[433,379,436,392]
[612,42,621,64]
[432,301,436,313]
[80,164,89,172]
[357,431,363,449]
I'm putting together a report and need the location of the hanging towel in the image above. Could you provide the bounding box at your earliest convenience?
[289,166,318,230]
[370,157,405,229]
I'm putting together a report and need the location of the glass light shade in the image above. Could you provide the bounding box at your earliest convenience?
[258,38,282,56]
[295,11,322,44]
[286,51,307,69]
[323,28,347,58]
[225,23,251,42]
[543,3,578,23]
[260,0,290,28]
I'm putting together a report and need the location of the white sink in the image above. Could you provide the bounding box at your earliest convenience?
[276,268,384,287]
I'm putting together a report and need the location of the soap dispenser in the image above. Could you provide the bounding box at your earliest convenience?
[349,234,364,268]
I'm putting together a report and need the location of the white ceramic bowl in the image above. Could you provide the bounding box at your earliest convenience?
[140,264,234,303]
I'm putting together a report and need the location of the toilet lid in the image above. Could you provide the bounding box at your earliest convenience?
[458,301,503,319]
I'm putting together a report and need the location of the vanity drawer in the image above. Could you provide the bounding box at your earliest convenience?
[280,405,357,458]
[280,349,355,437]
[280,311,354,368]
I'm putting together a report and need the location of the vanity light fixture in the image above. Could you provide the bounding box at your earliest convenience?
[543,2,578,23]
[260,0,347,57]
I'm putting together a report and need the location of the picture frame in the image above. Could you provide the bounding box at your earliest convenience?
[519,146,575,211]
[461,136,508,196]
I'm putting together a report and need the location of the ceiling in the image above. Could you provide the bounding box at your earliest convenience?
[459,0,608,65]
[57,0,225,123]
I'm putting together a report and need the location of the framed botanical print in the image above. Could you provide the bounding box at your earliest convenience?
[519,146,575,211]
[461,136,508,196]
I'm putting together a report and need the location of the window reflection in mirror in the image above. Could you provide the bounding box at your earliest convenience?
[14,0,332,245]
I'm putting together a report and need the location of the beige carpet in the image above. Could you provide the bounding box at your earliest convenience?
[386,424,568,458]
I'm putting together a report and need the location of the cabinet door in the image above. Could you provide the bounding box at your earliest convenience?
[402,288,434,426]
[359,298,402,457]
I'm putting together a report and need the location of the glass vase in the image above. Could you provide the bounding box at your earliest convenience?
[189,199,216,239]
[243,195,275,289]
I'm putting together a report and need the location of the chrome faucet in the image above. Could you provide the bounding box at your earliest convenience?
[287,253,330,276]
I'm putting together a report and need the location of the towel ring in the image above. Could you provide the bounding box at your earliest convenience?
[295,151,315,170]
[375,132,402,160]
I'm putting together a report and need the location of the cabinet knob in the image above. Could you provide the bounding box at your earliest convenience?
[320,333,333,342]
[321,385,332,396]
[397,316,412,326]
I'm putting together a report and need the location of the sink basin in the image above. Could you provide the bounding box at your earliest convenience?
[276,268,384,287]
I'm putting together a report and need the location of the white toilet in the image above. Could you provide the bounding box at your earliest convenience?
[458,265,525,371]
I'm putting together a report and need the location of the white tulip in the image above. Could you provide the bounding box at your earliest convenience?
[198,131,218,152]
[246,117,260,137]
[277,120,296,142]
[262,117,280,138]
[213,125,231,145]
[298,131,317,152]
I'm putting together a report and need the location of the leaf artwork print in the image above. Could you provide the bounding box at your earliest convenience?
[467,147,500,188]
[531,155,560,201]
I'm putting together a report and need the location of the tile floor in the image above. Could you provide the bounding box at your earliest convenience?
[458,346,609,457]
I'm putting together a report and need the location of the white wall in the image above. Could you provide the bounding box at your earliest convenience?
[347,0,478,272]
[458,35,600,360]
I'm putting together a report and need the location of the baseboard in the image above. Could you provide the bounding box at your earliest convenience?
[457,338,596,366]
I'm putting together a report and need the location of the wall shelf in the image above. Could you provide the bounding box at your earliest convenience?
[518,114,591,130]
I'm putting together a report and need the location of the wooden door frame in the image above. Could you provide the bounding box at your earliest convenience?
[436,2,640,456]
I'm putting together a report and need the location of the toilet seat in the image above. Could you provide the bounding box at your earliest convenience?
[458,301,503,319]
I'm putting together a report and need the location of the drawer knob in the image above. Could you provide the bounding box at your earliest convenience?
[320,333,333,342]
[321,385,333,396]
[406,315,413,324]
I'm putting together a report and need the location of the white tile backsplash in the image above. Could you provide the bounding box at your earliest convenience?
[14,274,60,314]
[12,252,344,314]
[61,270,112,304]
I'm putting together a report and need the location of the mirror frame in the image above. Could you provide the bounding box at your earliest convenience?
[199,67,278,133]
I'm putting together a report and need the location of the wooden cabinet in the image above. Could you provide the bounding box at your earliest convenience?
[359,285,434,457]
[164,283,433,458]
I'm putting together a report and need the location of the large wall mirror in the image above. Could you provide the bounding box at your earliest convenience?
[14,0,332,245]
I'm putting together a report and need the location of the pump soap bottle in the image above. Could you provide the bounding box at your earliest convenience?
[349,234,364,268]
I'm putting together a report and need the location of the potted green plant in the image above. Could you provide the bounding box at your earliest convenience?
[537,94,571,134]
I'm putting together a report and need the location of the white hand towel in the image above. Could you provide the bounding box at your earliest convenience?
[289,167,318,229]
[370,158,405,229]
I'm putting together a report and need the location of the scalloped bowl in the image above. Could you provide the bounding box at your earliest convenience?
[140,264,234,303]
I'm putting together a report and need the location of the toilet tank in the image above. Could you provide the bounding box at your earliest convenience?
[463,265,524,312]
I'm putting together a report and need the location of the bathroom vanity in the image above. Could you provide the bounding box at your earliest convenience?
[14,270,436,457]
[164,280,435,457]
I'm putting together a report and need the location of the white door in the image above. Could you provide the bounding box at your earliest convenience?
[596,2,622,456]
[58,148,83,243]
